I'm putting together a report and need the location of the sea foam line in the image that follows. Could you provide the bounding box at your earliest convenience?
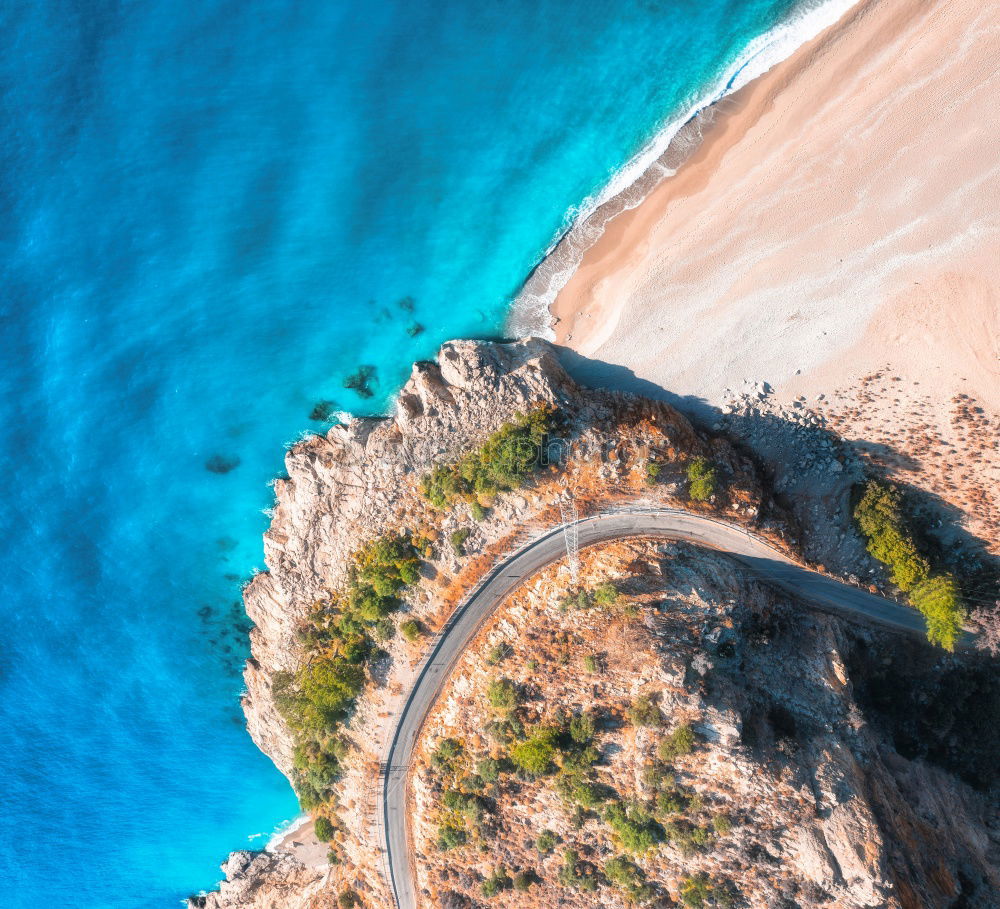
[507,0,865,339]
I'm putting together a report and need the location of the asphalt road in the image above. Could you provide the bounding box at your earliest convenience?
[379,508,933,909]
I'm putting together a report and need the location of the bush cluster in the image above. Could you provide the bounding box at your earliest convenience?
[658,723,696,762]
[686,457,719,502]
[604,855,656,903]
[560,580,620,611]
[854,480,964,649]
[273,534,421,808]
[679,872,735,908]
[420,406,554,509]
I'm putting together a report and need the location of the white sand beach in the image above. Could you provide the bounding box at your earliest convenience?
[551,0,999,413]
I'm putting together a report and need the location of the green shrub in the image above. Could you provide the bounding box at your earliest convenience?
[470,501,487,521]
[373,617,395,642]
[437,822,467,850]
[337,889,361,908]
[535,829,557,853]
[712,814,732,835]
[420,407,554,509]
[431,737,464,773]
[680,873,712,908]
[509,726,560,775]
[679,873,734,908]
[656,790,686,816]
[605,855,656,903]
[687,457,718,501]
[658,724,696,762]
[567,778,609,808]
[313,816,335,841]
[583,654,599,673]
[487,677,520,714]
[450,527,471,557]
[558,849,597,891]
[399,619,423,642]
[593,581,619,606]
[604,801,662,853]
[486,642,509,664]
[854,480,964,649]
[628,695,664,728]
[442,789,484,823]
[561,743,601,773]
[481,867,511,897]
[645,461,662,485]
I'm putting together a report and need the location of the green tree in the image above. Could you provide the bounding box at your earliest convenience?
[853,480,964,649]
[509,726,560,775]
[569,710,596,744]
[605,855,656,903]
[436,822,467,851]
[431,737,464,773]
[628,695,664,728]
[687,457,718,501]
[313,816,335,841]
[487,677,520,714]
[536,829,557,853]
[400,619,423,642]
[604,801,662,853]
[658,723,696,762]
[450,527,471,557]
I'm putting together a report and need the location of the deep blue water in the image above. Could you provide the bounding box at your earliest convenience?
[0,0,801,904]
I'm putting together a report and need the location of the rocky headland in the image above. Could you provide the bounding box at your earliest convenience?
[192,339,999,908]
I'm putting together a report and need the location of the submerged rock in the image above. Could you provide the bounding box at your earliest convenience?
[342,365,377,399]
[205,454,241,474]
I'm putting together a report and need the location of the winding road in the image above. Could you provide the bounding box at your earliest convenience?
[379,508,938,909]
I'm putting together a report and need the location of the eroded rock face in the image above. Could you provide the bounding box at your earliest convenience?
[190,850,326,909]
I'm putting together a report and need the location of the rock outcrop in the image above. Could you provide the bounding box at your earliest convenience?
[241,338,729,780]
[194,338,999,908]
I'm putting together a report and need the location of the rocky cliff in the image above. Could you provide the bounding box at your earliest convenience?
[193,339,999,908]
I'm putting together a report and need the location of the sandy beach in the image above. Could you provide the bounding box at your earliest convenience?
[551,0,998,407]
[548,0,999,548]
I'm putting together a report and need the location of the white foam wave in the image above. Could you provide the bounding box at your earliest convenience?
[264,814,310,852]
[508,0,864,338]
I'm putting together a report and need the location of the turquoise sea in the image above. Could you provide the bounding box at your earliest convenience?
[1,0,832,904]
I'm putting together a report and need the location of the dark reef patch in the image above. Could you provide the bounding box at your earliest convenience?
[343,365,377,399]
[309,399,339,422]
[205,454,241,474]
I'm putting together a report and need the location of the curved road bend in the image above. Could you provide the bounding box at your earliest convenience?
[380,508,938,909]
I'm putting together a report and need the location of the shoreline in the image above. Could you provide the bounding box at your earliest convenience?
[536,0,999,553]
[506,0,865,338]
[541,0,998,411]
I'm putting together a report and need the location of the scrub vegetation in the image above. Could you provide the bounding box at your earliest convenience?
[853,480,965,649]
[420,406,555,509]
[273,534,422,829]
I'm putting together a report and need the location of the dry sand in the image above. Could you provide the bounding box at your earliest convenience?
[552,0,998,409]
[550,0,999,548]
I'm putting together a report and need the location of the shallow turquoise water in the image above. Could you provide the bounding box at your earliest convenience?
[0,0,800,904]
